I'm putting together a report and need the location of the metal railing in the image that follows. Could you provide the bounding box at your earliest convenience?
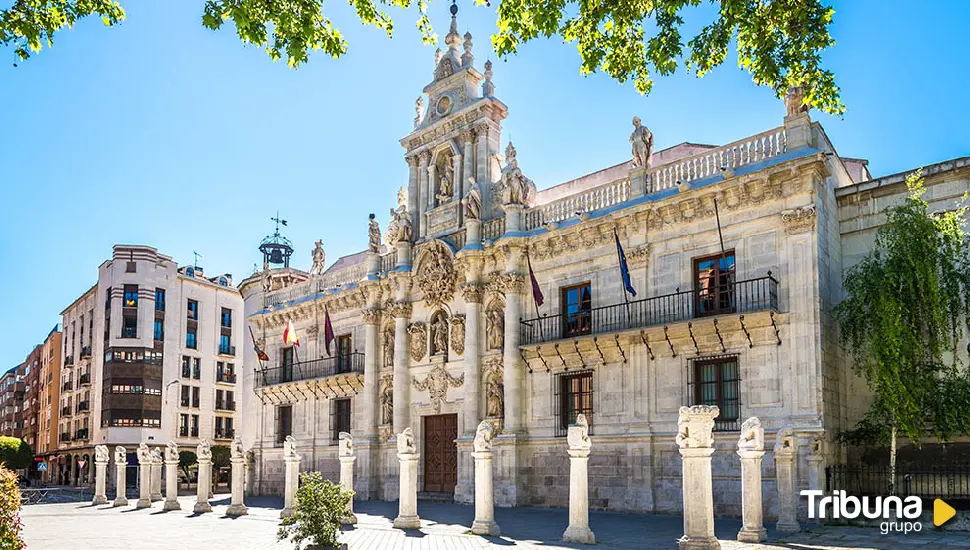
[257,352,365,387]
[218,345,236,356]
[76,401,89,413]
[215,400,236,411]
[74,428,89,440]
[214,429,235,440]
[216,371,236,384]
[78,373,91,386]
[828,464,970,507]
[61,381,73,392]
[520,274,778,346]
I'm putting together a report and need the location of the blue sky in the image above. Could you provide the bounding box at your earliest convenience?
[1,0,968,368]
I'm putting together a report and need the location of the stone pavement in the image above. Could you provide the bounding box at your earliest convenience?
[21,495,970,549]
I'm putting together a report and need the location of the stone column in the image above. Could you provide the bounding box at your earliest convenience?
[150,448,163,502]
[471,421,500,536]
[417,152,431,238]
[136,443,152,509]
[562,415,595,544]
[361,305,380,442]
[461,129,475,188]
[774,427,800,533]
[112,446,128,507]
[92,445,109,505]
[475,124,489,187]
[163,442,181,511]
[194,441,213,514]
[676,405,721,550]
[338,432,357,524]
[393,428,420,529]
[281,435,301,518]
[500,258,525,433]
[736,417,767,543]
[390,280,412,436]
[807,435,825,524]
[461,271,484,436]
[406,155,419,238]
[227,437,248,517]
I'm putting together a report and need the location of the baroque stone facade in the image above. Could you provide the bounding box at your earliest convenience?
[234,7,970,524]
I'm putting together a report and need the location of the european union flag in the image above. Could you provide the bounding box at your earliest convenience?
[614,229,637,297]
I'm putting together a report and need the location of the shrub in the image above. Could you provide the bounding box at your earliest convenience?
[0,438,32,471]
[277,472,352,549]
[0,466,25,550]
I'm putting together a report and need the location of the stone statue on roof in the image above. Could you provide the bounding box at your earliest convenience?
[309,240,326,275]
[499,142,536,207]
[368,214,381,253]
[630,116,654,169]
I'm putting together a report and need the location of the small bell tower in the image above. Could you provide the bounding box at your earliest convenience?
[400,1,508,242]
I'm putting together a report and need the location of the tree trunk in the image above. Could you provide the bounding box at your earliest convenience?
[889,424,897,496]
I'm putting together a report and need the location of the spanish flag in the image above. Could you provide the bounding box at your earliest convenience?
[282,319,300,347]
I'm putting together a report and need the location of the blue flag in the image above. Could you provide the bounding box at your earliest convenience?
[614,230,637,297]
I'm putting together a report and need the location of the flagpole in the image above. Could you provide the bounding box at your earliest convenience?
[526,253,544,342]
[613,227,633,327]
[712,198,732,304]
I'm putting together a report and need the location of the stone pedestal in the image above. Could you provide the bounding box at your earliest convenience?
[393,428,420,529]
[502,204,524,234]
[736,418,767,543]
[164,459,181,511]
[784,112,813,149]
[113,447,128,507]
[774,428,800,533]
[629,166,649,197]
[93,460,109,505]
[365,250,380,276]
[807,436,825,524]
[465,219,482,246]
[676,406,721,550]
[562,415,595,544]
[339,456,357,524]
[471,421,500,536]
[226,456,248,517]
[281,455,300,518]
[194,457,213,514]
[395,241,412,270]
[136,446,152,509]
[150,451,163,502]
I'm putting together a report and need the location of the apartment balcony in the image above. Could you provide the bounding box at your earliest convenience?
[520,275,780,347]
[78,373,91,386]
[179,426,188,437]
[76,401,90,414]
[215,400,236,412]
[64,356,74,367]
[80,346,92,359]
[218,344,236,357]
[61,381,73,392]
[214,429,235,440]
[216,371,236,384]
[74,428,89,441]
[59,432,71,443]
[61,406,71,417]
[256,352,364,389]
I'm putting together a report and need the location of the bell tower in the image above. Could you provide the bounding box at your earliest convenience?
[400,1,508,242]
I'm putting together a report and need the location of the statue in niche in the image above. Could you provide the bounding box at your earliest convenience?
[368,214,381,253]
[430,312,449,356]
[379,373,393,425]
[437,163,454,206]
[485,363,504,418]
[382,325,395,367]
[309,240,326,275]
[463,178,482,221]
[485,308,504,350]
[630,116,654,169]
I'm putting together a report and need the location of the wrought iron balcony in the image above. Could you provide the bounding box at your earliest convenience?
[216,371,236,384]
[215,400,236,412]
[64,357,74,367]
[257,352,364,387]
[61,406,71,416]
[80,346,92,358]
[214,429,235,440]
[78,373,91,386]
[218,344,236,356]
[74,429,89,441]
[76,401,90,413]
[520,274,779,346]
[61,381,73,392]
[59,432,71,443]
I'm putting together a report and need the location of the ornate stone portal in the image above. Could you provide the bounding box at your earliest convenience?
[412,364,464,413]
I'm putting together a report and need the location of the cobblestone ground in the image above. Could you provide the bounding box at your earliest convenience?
[21,496,970,549]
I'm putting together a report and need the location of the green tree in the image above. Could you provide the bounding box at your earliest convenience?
[835,172,970,493]
[0,438,33,471]
[2,0,843,114]
[277,472,352,550]
[178,450,197,480]
[210,444,230,470]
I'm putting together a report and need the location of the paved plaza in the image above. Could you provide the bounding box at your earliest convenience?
[20,495,970,549]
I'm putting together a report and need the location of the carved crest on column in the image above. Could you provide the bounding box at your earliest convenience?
[412,364,464,413]
[460,282,485,303]
[626,244,650,268]
[492,272,525,295]
[361,308,381,325]
[675,405,719,449]
[408,322,427,362]
[416,241,457,308]
[450,315,465,355]
[389,301,413,319]
[781,205,817,234]
[305,324,319,338]
[483,356,504,419]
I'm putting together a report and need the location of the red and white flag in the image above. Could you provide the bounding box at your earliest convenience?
[282,319,300,347]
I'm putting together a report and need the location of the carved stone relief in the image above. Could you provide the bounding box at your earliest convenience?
[450,315,465,355]
[483,356,504,419]
[379,373,393,426]
[485,305,504,351]
[412,364,464,413]
[416,241,457,308]
[408,322,427,362]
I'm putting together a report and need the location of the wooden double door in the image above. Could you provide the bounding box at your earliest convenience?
[423,414,458,494]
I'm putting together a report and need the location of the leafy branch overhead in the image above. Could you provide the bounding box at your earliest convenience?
[3,0,844,114]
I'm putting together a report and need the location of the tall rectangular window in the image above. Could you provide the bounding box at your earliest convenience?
[221,308,232,328]
[561,282,592,338]
[193,358,201,380]
[332,398,351,442]
[215,389,224,410]
[155,289,165,311]
[336,335,352,372]
[121,314,137,339]
[692,356,740,431]
[191,386,200,408]
[180,385,190,407]
[694,252,736,317]
[186,299,198,320]
[219,334,231,355]
[123,285,139,308]
[556,370,593,437]
[181,356,191,378]
[281,347,294,383]
[179,414,189,436]
[154,319,164,341]
[277,405,292,444]
[186,326,197,349]
[226,390,235,410]
[191,414,199,437]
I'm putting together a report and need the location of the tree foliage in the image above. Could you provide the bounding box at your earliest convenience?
[210,444,230,470]
[2,0,843,114]
[277,472,352,549]
[0,467,25,550]
[0,438,33,471]
[178,450,197,479]
[835,172,970,447]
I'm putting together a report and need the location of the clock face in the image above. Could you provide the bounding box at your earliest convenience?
[435,95,452,116]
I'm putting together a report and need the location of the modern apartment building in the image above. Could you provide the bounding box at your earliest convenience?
[21,344,43,479]
[36,326,63,482]
[0,364,26,439]
[54,245,242,486]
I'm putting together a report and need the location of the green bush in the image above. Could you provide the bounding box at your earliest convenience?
[277,472,352,549]
[0,438,32,471]
[0,466,25,550]
[178,451,197,480]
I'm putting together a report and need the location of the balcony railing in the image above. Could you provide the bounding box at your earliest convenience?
[74,429,89,440]
[218,345,236,356]
[78,373,91,386]
[61,381,73,392]
[61,406,71,416]
[214,429,235,440]
[80,346,92,358]
[64,357,74,367]
[215,400,236,411]
[257,352,364,387]
[216,371,236,384]
[76,401,89,413]
[60,432,71,442]
[520,274,779,346]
